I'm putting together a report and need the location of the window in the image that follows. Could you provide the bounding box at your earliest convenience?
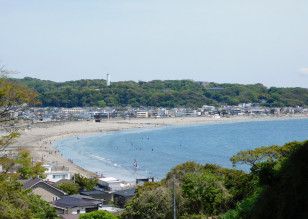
[53,174,68,179]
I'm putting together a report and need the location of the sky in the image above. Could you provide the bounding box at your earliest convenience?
[0,0,308,88]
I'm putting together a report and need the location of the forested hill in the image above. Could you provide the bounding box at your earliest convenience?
[8,77,308,108]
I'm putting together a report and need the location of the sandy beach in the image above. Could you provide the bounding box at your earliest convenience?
[8,114,307,178]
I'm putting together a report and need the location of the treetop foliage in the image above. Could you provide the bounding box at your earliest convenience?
[230,140,304,172]
[57,181,80,195]
[74,173,99,191]
[122,161,254,218]
[78,210,118,219]
[0,77,39,119]
[223,140,308,219]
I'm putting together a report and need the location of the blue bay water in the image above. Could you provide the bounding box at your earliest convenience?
[54,118,308,182]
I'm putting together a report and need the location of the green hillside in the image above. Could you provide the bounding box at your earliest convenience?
[8,77,308,108]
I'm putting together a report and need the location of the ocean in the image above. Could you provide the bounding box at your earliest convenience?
[54,118,308,182]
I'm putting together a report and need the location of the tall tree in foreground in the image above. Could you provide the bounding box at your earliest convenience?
[0,66,38,152]
[0,67,56,218]
[223,140,308,219]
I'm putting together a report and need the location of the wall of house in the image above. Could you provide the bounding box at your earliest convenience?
[45,171,70,182]
[67,207,86,214]
[32,183,65,202]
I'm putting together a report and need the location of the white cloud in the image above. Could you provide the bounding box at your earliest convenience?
[298,68,308,76]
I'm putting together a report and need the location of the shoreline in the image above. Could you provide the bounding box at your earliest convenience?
[8,114,308,179]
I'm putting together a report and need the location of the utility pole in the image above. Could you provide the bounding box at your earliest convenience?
[173,175,176,219]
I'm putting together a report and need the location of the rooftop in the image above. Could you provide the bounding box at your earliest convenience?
[113,188,136,197]
[54,197,99,208]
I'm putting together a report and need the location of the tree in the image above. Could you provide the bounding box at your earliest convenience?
[223,140,308,219]
[229,141,303,172]
[0,175,57,219]
[182,171,230,216]
[1,67,38,152]
[27,192,58,219]
[75,173,98,191]
[202,164,255,208]
[57,182,80,195]
[122,182,175,219]
[0,148,46,180]
[0,69,56,218]
[122,161,255,218]
[78,210,118,219]
[166,161,204,181]
[15,149,46,179]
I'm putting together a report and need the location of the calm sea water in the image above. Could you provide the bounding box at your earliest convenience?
[54,118,308,182]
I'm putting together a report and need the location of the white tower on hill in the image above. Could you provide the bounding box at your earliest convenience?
[107,73,111,86]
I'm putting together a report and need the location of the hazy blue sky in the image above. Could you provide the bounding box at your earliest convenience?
[1,0,308,88]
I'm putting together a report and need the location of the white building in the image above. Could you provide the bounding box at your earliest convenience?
[136,110,148,118]
[43,164,71,182]
[98,177,122,191]
[61,107,84,114]
[107,73,111,86]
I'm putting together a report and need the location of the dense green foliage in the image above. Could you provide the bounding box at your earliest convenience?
[0,175,57,219]
[0,74,56,218]
[0,149,46,180]
[121,140,307,218]
[75,173,99,191]
[57,181,80,195]
[8,77,308,107]
[78,210,118,219]
[230,140,300,173]
[121,162,254,218]
[223,140,308,219]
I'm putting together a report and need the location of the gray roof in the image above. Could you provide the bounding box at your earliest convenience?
[80,190,110,195]
[22,178,42,189]
[113,188,136,197]
[54,197,98,208]
[22,178,67,195]
[68,194,101,201]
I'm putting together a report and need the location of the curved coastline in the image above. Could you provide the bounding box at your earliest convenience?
[9,115,308,179]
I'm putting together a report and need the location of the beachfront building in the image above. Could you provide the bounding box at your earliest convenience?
[136,110,149,118]
[43,164,71,182]
[61,108,85,114]
[97,177,122,191]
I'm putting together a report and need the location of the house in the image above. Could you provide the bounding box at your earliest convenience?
[22,178,67,202]
[43,164,71,182]
[136,177,155,186]
[97,177,122,191]
[113,188,136,208]
[52,196,103,215]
